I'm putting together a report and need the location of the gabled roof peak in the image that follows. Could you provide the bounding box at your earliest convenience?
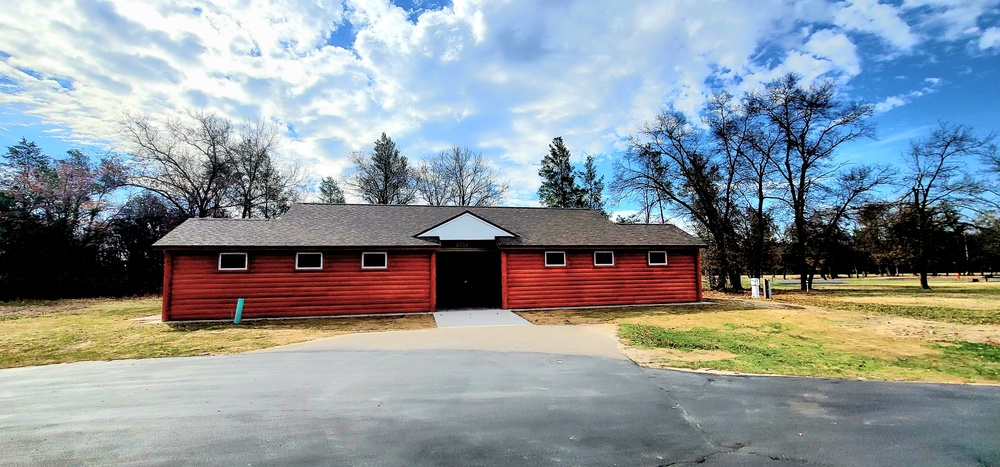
[415,211,517,240]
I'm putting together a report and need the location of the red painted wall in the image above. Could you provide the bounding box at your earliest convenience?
[163,251,434,320]
[503,249,700,309]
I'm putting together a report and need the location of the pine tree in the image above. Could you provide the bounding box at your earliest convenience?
[350,133,415,204]
[318,176,346,203]
[538,137,585,208]
[578,155,606,215]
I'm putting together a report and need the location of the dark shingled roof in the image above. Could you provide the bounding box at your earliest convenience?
[153,203,705,249]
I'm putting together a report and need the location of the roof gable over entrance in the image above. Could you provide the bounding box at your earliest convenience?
[416,211,516,240]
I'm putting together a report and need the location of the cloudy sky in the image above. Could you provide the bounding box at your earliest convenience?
[1,0,998,207]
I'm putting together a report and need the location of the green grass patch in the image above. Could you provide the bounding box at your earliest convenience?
[618,323,1000,382]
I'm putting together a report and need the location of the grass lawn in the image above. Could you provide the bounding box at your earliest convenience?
[516,276,1000,384]
[0,297,434,369]
[4,277,998,384]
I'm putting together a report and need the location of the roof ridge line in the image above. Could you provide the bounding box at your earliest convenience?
[294,203,595,211]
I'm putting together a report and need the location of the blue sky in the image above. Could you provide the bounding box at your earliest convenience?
[1,0,998,211]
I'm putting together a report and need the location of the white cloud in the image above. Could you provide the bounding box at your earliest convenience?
[980,27,1000,50]
[835,0,919,51]
[901,0,997,41]
[872,77,944,114]
[874,95,906,113]
[804,29,862,77]
[0,0,994,206]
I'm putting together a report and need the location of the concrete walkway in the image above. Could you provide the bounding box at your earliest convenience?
[432,308,532,328]
[263,324,627,360]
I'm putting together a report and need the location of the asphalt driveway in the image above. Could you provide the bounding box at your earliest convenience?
[2,346,998,465]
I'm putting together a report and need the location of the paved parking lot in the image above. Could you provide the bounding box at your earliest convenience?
[2,346,998,466]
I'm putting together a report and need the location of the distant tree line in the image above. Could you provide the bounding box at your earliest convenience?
[1,110,305,299]
[4,76,999,299]
[1,119,514,299]
[606,73,999,291]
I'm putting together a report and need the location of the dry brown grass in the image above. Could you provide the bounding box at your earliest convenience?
[0,297,435,368]
[516,301,763,326]
[517,281,1000,384]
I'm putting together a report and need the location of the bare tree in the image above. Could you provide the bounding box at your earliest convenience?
[119,109,301,219]
[349,133,415,205]
[228,116,303,219]
[903,122,996,289]
[442,146,508,206]
[119,109,233,218]
[413,147,509,206]
[749,74,887,291]
[981,135,1000,204]
[708,92,780,279]
[413,159,453,206]
[613,108,745,291]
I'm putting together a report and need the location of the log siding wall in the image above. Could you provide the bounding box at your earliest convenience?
[504,249,700,309]
[163,250,434,320]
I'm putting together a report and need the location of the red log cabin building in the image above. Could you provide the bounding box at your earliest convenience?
[153,204,705,321]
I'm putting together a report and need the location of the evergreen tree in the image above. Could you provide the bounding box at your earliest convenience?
[578,155,606,215]
[538,137,585,208]
[318,176,346,203]
[350,133,415,204]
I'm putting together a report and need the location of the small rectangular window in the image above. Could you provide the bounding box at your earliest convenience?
[594,251,615,266]
[545,251,566,267]
[219,253,248,271]
[296,252,323,270]
[362,252,387,269]
[648,251,668,266]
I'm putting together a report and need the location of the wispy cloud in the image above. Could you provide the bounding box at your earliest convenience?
[873,76,943,113]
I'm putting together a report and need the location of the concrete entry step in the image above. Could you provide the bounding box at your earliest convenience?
[433,309,532,328]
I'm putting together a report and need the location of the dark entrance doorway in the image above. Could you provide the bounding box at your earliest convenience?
[436,249,502,309]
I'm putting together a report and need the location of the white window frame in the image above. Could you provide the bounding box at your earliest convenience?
[544,251,566,267]
[295,252,323,270]
[361,252,388,269]
[648,251,668,266]
[218,252,248,271]
[593,251,615,266]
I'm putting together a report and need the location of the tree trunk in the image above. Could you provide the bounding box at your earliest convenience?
[796,237,809,291]
[727,270,743,293]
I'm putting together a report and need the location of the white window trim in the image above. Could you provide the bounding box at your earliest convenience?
[362,252,388,269]
[648,251,668,266]
[218,252,248,271]
[295,252,323,270]
[594,251,615,266]
[544,251,566,267]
